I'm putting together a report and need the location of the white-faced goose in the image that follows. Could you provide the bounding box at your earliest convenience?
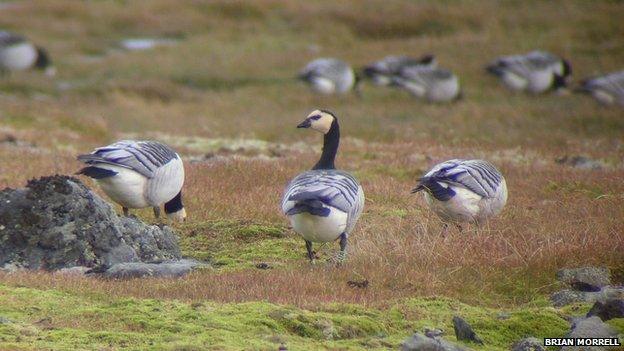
[0,31,55,76]
[412,159,507,225]
[77,140,186,222]
[392,65,461,102]
[486,50,571,93]
[281,110,365,263]
[298,58,358,95]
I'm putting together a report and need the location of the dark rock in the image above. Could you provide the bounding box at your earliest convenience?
[511,337,544,351]
[555,156,603,170]
[556,267,611,291]
[452,316,483,344]
[562,316,618,351]
[550,287,624,307]
[347,279,369,288]
[0,175,180,271]
[587,299,624,321]
[401,333,467,351]
[102,259,201,279]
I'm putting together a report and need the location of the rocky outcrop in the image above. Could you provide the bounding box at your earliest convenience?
[511,337,544,351]
[0,175,191,276]
[551,267,623,307]
[587,299,624,321]
[561,316,618,351]
[401,332,467,351]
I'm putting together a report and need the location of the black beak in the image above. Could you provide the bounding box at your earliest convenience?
[411,184,424,194]
[297,119,311,128]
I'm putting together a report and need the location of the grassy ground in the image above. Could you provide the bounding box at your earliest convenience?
[0,0,623,350]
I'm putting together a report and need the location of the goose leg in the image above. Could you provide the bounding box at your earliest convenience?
[122,207,129,217]
[305,240,315,263]
[337,233,348,263]
[153,206,161,219]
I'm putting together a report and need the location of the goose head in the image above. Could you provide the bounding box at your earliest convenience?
[297,109,336,134]
[164,191,186,222]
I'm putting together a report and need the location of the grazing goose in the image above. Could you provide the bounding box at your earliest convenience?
[486,50,571,93]
[77,140,186,222]
[0,31,55,76]
[298,58,358,94]
[392,65,461,102]
[575,70,624,107]
[363,54,436,86]
[281,110,365,262]
[412,159,507,224]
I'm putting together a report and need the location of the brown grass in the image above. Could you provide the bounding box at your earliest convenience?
[0,0,623,310]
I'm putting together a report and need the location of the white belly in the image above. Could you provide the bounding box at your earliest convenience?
[527,71,554,93]
[425,186,482,223]
[309,77,336,94]
[95,166,150,209]
[288,208,347,243]
[0,43,37,71]
[502,72,528,91]
[428,78,460,102]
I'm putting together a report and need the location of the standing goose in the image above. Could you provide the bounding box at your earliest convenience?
[0,31,55,76]
[392,65,461,102]
[363,54,436,86]
[411,159,507,224]
[298,58,358,95]
[486,50,571,93]
[281,110,364,262]
[575,70,624,107]
[77,140,186,222]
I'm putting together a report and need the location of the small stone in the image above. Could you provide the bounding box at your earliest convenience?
[550,286,624,307]
[452,316,483,344]
[587,299,624,321]
[496,312,511,320]
[556,267,611,291]
[424,327,444,338]
[347,279,369,288]
[555,155,603,170]
[102,259,202,279]
[0,316,11,324]
[511,337,544,351]
[255,262,271,270]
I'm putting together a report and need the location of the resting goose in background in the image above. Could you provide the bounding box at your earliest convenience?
[0,31,55,76]
[298,58,359,95]
[77,140,186,222]
[363,54,436,86]
[486,50,571,93]
[392,65,461,102]
[412,159,507,225]
[575,70,624,107]
[281,110,365,263]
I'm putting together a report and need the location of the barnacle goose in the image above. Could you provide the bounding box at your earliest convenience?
[0,31,55,76]
[486,51,571,93]
[575,70,624,107]
[363,54,436,86]
[412,159,507,224]
[298,58,358,95]
[77,140,186,222]
[281,110,365,262]
[392,65,461,102]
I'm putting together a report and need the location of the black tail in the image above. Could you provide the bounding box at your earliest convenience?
[76,166,117,179]
[485,64,503,76]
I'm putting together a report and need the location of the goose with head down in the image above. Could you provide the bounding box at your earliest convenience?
[281,110,365,263]
[412,159,507,225]
[298,58,358,95]
[575,70,624,107]
[77,140,186,222]
[363,54,436,86]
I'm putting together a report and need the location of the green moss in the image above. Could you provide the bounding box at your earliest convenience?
[0,285,577,351]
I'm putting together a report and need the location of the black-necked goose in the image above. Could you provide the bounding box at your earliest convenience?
[392,65,461,102]
[281,110,365,262]
[363,54,436,86]
[298,58,358,94]
[0,31,55,76]
[576,70,624,107]
[412,159,507,224]
[486,51,571,93]
[77,140,186,222]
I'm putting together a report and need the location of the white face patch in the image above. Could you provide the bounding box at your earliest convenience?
[167,207,187,222]
[306,110,334,134]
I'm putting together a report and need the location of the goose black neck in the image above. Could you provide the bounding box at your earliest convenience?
[164,191,184,214]
[313,119,339,170]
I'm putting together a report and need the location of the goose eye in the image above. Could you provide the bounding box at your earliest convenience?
[311,115,321,120]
